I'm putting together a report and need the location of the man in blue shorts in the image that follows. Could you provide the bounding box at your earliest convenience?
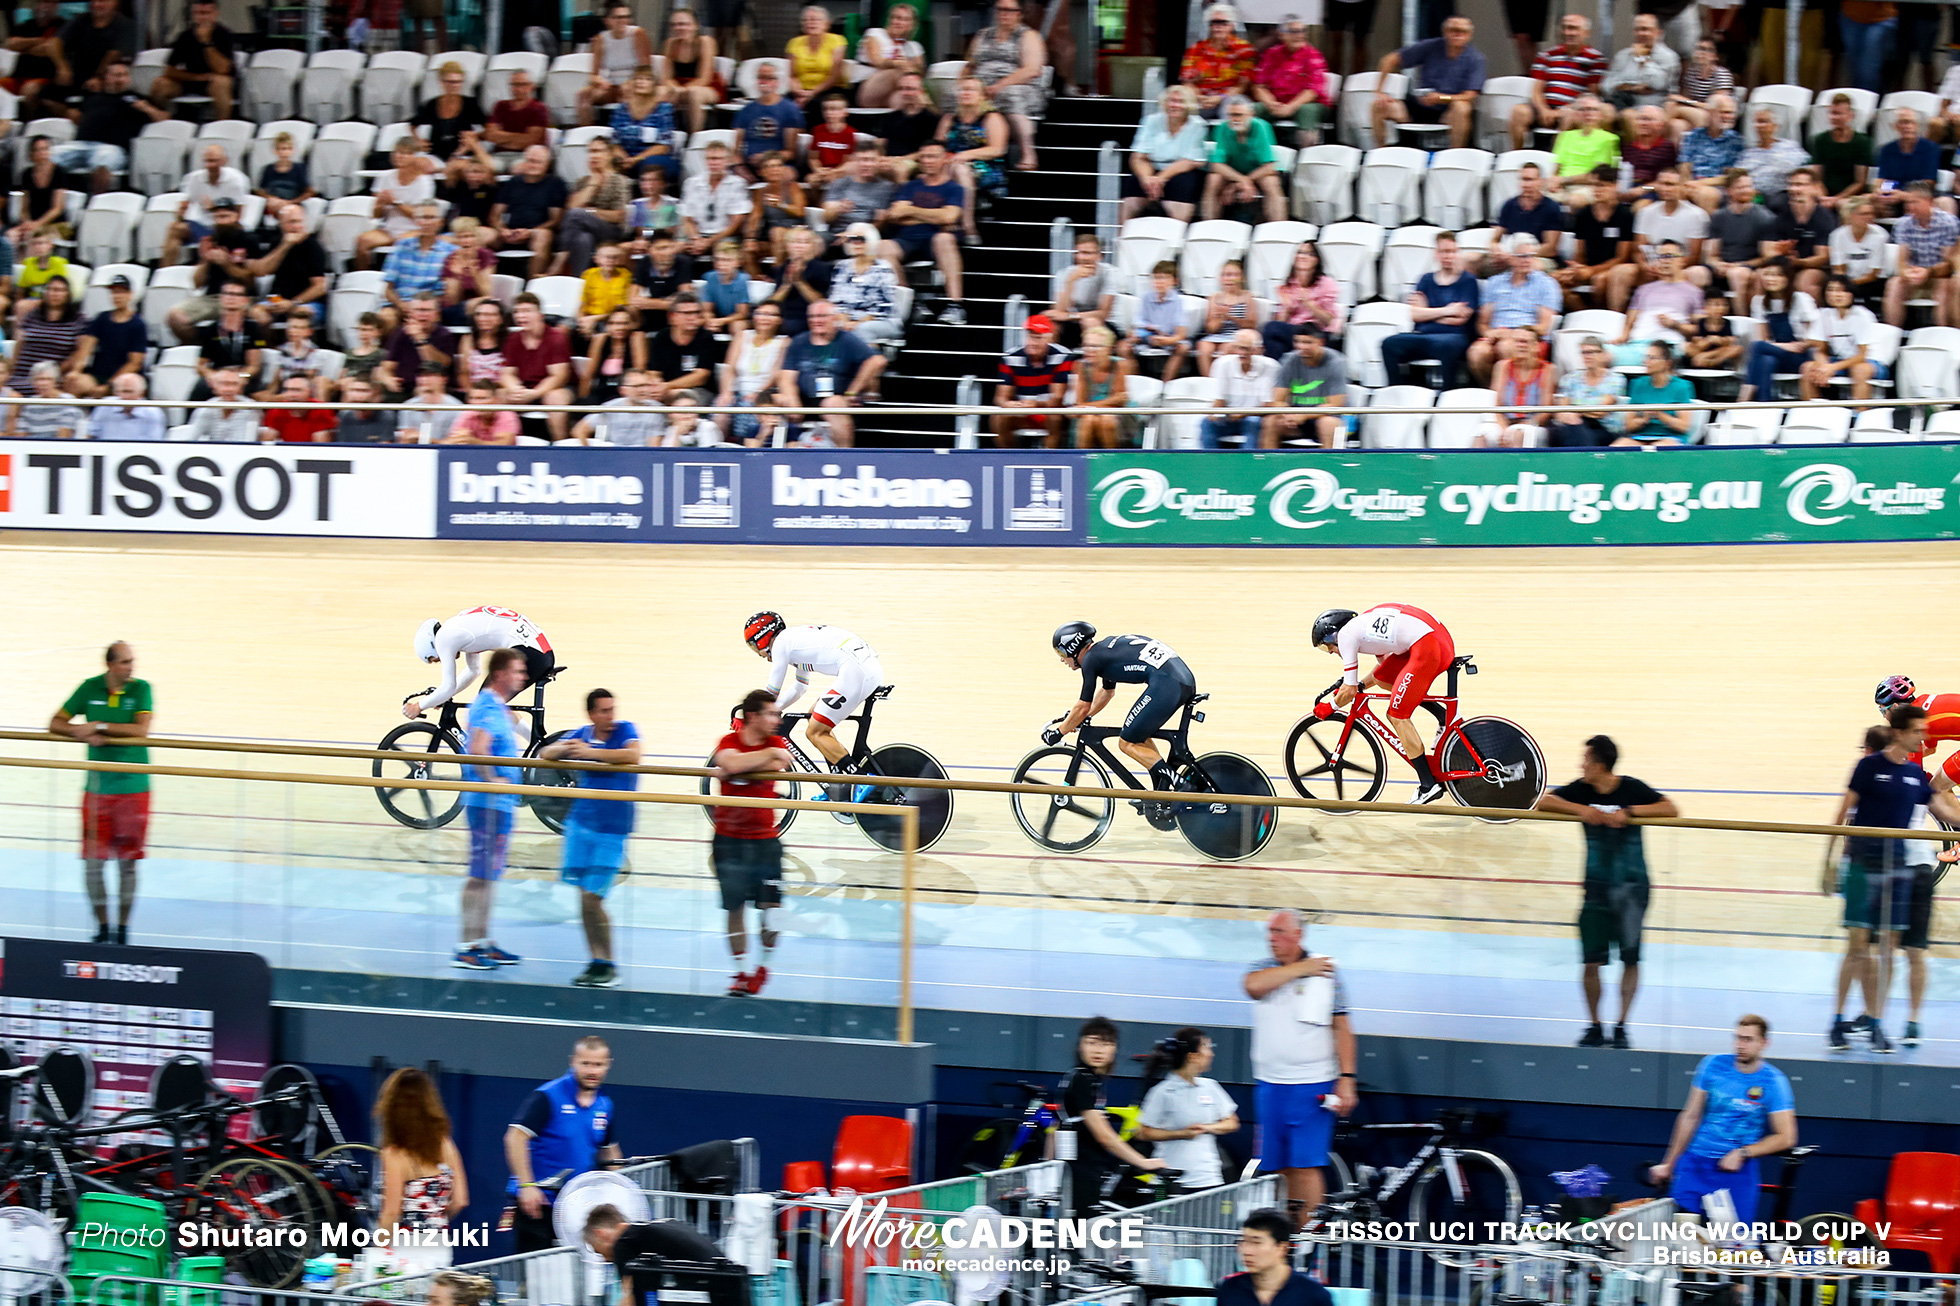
[541,689,642,990]
[878,141,968,324]
[1649,1015,1796,1229]
[1243,908,1357,1226]
[457,648,527,972]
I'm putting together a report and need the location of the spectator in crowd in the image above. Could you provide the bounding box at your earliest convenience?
[611,68,679,185]
[1883,182,1956,327]
[698,241,752,335]
[993,312,1073,447]
[633,229,696,333]
[48,642,151,946]
[1057,1016,1166,1214]
[823,145,897,240]
[625,165,680,239]
[1651,1017,1795,1221]
[66,274,145,399]
[1645,0,1699,61]
[874,73,941,182]
[1196,259,1261,374]
[1205,95,1287,223]
[1470,235,1559,382]
[419,62,488,174]
[255,131,315,223]
[1665,36,1733,138]
[1602,13,1677,129]
[440,151,501,226]
[13,229,67,330]
[441,383,520,444]
[1680,95,1743,209]
[966,0,1048,169]
[1492,163,1565,270]
[12,138,72,250]
[733,63,805,178]
[1122,85,1210,223]
[1706,170,1775,305]
[787,5,847,105]
[484,69,549,166]
[344,313,390,398]
[806,94,859,194]
[1735,107,1810,205]
[648,294,725,406]
[1137,1028,1239,1192]
[1382,230,1479,385]
[857,3,926,109]
[1509,13,1605,150]
[374,1066,466,1269]
[187,367,261,442]
[745,152,809,275]
[557,140,632,276]
[1476,324,1555,445]
[1874,109,1943,219]
[505,1037,621,1251]
[1627,171,1710,296]
[1681,291,1741,370]
[1262,241,1343,359]
[832,223,906,347]
[1203,328,1278,449]
[1270,324,1348,448]
[579,1,654,125]
[942,78,1009,242]
[334,378,399,442]
[56,58,167,194]
[4,361,79,438]
[767,226,832,338]
[1737,258,1815,399]
[779,300,884,446]
[162,197,260,342]
[1552,96,1619,190]
[577,368,664,446]
[658,9,721,136]
[7,0,65,116]
[581,307,643,406]
[1244,908,1357,1224]
[150,0,232,120]
[1537,735,1677,1048]
[1371,16,1484,150]
[657,392,718,446]
[681,142,753,261]
[6,275,81,398]
[381,204,460,331]
[260,375,337,444]
[1773,167,1836,302]
[1810,93,1873,208]
[1181,4,1255,116]
[1935,54,1960,145]
[399,364,463,441]
[53,0,137,101]
[1321,0,1376,77]
[1549,337,1625,444]
[537,688,641,990]
[1124,259,1193,380]
[163,143,249,268]
[1253,17,1328,147]
[1803,273,1888,400]
[0,235,19,326]
[1557,166,1634,310]
[1617,341,1697,444]
[1830,197,1889,309]
[882,141,969,325]
[1608,238,1702,362]
[1220,1209,1334,1306]
[441,218,496,328]
[579,245,634,340]
[456,300,510,396]
[86,373,164,441]
[1622,105,1678,198]
[720,300,790,444]
[709,689,789,993]
[357,139,439,271]
[1839,0,1896,94]
[1070,326,1133,448]
[502,294,575,442]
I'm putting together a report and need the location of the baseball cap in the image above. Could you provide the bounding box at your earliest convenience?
[108,274,132,289]
[1026,313,1056,334]
[210,196,240,211]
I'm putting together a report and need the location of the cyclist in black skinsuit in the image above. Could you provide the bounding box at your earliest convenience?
[1045,622,1198,797]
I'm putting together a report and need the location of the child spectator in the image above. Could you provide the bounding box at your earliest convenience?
[255,131,315,222]
[442,217,496,328]
[655,391,716,446]
[1681,292,1742,371]
[806,95,858,193]
[1195,259,1261,375]
[699,241,753,335]
[1122,260,1192,381]
[341,313,389,398]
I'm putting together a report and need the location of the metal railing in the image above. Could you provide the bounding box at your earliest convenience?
[87,1271,380,1306]
[342,1245,594,1304]
[0,1263,73,1306]
[613,1137,762,1197]
[1126,1176,1283,1231]
[1095,141,1121,249]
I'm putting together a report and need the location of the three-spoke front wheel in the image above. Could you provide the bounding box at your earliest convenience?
[373,722,467,829]
[1011,747,1116,853]
[1284,713,1387,811]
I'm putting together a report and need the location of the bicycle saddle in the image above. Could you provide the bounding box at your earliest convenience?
[534,665,566,687]
[1191,692,1210,704]
[870,685,894,700]
[1451,655,1476,671]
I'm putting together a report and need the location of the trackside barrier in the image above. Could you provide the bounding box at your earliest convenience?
[0,1263,74,1306]
[343,1245,594,1304]
[86,1273,376,1306]
[1124,1176,1282,1231]
[613,1136,764,1198]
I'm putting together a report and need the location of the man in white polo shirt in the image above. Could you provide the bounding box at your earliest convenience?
[1243,908,1358,1226]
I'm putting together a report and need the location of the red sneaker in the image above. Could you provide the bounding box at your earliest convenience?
[746,965,770,995]
[727,972,752,997]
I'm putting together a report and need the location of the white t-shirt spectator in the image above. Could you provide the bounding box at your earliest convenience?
[397,392,463,441]
[179,165,251,227]
[1829,223,1890,281]
[1248,952,1348,1084]
[373,167,437,237]
[1138,1075,1239,1189]
[1209,353,1279,411]
[1809,303,1880,360]
[681,173,754,234]
[857,27,924,66]
[189,403,263,442]
[1634,201,1709,249]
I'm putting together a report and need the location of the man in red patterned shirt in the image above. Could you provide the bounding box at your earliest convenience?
[1179,6,1254,116]
[1509,12,1606,149]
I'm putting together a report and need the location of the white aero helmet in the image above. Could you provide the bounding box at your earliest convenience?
[414,619,442,662]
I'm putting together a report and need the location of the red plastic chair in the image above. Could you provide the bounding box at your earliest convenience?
[833,1115,913,1195]
[1854,1152,1960,1272]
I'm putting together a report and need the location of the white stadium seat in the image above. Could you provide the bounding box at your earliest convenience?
[1114,216,1189,295]
[1160,375,1218,450]
[363,51,429,124]
[557,125,613,186]
[1379,225,1441,304]
[76,192,143,268]
[526,275,584,322]
[1338,72,1405,149]
[328,269,387,347]
[1360,384,1435,449]
[1477,76,1536,152]
[142,266,199,347]
[310,122,377,201]
[546,52,592,126]
[320,195,377,269]
[81,263,148,318]
[130,47,169,98]
[1746,84,1813,141]
[1489,149,1558,214]
[1896,326,1960,400]
[243,47,304,122]
[1343,301,1414,389]
[1177,220,1253,297]
[1427,387,1498,448]
[1358,147,1425,227]
[249,120,316,180]
[1293,144,1359,227]
[301,50,365,124]
[1553,310,1626,372]
[1876,91,1941,150]
[136,192,183,267]
[1317,220,1385,305]
[130,120,195,196]
[479,51,549,112]
[1805,87,1878,137]
[1424,148,1493,230]
[1247,220,1319,298]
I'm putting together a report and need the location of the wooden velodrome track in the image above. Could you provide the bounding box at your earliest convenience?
[3,532,1958,1012]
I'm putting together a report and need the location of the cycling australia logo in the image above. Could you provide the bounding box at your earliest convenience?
[1780,463,1949,526]
[1003,464,1071,531]
[675,462,740,528]
[1265,468,1427,528]
[1094,467,1255,528]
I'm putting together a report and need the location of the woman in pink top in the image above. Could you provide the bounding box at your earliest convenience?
[441,381,520,445]
[1251,19,1328,147]
[1261,241,1343,358]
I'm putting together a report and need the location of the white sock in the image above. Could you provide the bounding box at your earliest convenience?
[731,951,747,973]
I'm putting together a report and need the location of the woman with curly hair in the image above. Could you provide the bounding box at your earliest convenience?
[377,1067,468,1271]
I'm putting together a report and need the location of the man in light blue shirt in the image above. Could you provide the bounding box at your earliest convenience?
[1649,1015,1796,1229]
[1471,234,1563,382]
[85,374,166,440]
[457,647,527,972]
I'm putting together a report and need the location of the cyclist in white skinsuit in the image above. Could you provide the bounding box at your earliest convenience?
[406,607,555,719]
[742,612,883,774]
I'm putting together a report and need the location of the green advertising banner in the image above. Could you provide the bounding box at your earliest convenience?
[1084,445,1960,546]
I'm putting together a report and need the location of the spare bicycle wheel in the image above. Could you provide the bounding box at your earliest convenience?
[1440,716,1548,822]
[855,743,955,853]
[374,722,467,830]
[1284,712,1387,810]
[1176,752,1278,861]
[194,1156,328,1287]
[1011,747,1116,854]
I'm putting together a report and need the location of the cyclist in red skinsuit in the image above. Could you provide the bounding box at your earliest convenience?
[1314,604,1456,802]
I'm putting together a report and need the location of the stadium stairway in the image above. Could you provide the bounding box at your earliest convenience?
[853,94,1146,448]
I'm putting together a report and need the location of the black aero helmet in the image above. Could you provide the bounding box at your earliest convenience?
[1312,608,1356,648]
[1052,621,1097,659]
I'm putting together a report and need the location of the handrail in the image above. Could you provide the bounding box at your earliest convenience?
[2,729,1948,841]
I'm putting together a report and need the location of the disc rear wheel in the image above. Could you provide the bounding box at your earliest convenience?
[855,743,954,852]
[1176,752,1278,861]
[1440,717,1547,822]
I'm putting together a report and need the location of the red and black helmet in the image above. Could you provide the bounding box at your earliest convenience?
[744,611,786,654]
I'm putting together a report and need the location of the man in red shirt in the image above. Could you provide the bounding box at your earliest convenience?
[484,69,549,168]
[1251,19,1329,148]
[711,689,791,997]
[1509,13,1606,148]
[500,293,574,441]
[261,375,338,442]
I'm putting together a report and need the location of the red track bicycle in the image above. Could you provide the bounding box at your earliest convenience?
[1283,654,1547,820]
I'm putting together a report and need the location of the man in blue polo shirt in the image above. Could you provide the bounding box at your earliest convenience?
[1649,1016,1796,1230]
[1380,230,1481,386]
[506,1035,623,1251]
[1370,16,1486,149]
[541,689,642,991]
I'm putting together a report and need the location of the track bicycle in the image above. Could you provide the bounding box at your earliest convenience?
[958,1081,1063,1174]
[374,666,580,834]
[1283,655,1547,820]
[1010,693,1277,861]
[699,686,955,853]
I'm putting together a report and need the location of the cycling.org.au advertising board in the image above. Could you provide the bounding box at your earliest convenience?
[435,448,1088,544]
[1084,444,1960,546]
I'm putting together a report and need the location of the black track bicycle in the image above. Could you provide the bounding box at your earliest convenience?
[1009,693,1277,861]
[374,668,579,834]
[699,686,954,853]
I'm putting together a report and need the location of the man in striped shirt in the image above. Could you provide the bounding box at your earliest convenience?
[1510,13,1606,149]
[993,314,1076,448]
